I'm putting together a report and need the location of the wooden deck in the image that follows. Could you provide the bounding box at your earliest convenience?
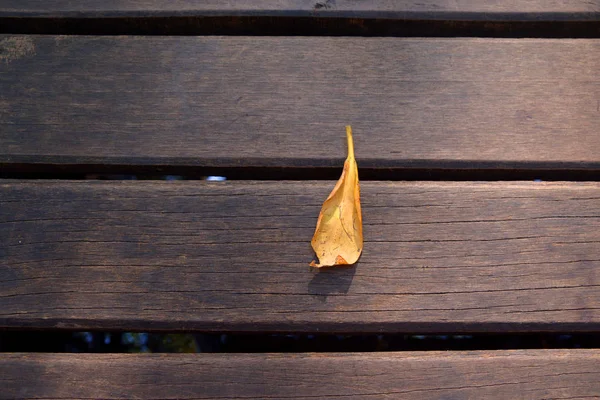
[2,36,599,172]
[3,351,600,399]
[1,1,599,399]
[2,181,599,332]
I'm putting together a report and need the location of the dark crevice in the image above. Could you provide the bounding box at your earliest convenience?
[1,16,600,38]
[0,331,599,353]
[1,163,599,181]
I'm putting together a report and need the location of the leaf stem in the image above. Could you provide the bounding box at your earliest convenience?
[345,125,354,159]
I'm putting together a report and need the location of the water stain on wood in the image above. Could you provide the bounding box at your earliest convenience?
[0,37,35,64]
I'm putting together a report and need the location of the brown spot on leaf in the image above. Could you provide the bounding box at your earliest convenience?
[335,255,348,265]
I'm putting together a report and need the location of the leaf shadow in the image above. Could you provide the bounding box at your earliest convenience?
[308,264,357,303]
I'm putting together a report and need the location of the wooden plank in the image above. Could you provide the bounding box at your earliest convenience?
[2,0,600,21]
[1,180,599,332]
[2,350,599,399]
[1,36,600,175]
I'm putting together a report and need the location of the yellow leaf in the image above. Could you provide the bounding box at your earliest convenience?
[310,126,363,268]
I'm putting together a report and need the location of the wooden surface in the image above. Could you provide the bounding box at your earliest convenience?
[2,0,600,20]
[1,36,599,173]
[2,180,599,332]
[2,350,599,399]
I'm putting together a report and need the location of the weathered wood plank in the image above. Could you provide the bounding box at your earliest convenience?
[1,180,599,332]
[1,36,599,174]
[2,351,599,399]
[2,0,599,21]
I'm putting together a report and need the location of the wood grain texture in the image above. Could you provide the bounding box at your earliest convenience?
[2,351,600,399]
[1,36,600,171]
[1,180,599,332]
[2,0,600,20]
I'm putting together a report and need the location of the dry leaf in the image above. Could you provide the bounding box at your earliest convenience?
[310,126,363,267]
